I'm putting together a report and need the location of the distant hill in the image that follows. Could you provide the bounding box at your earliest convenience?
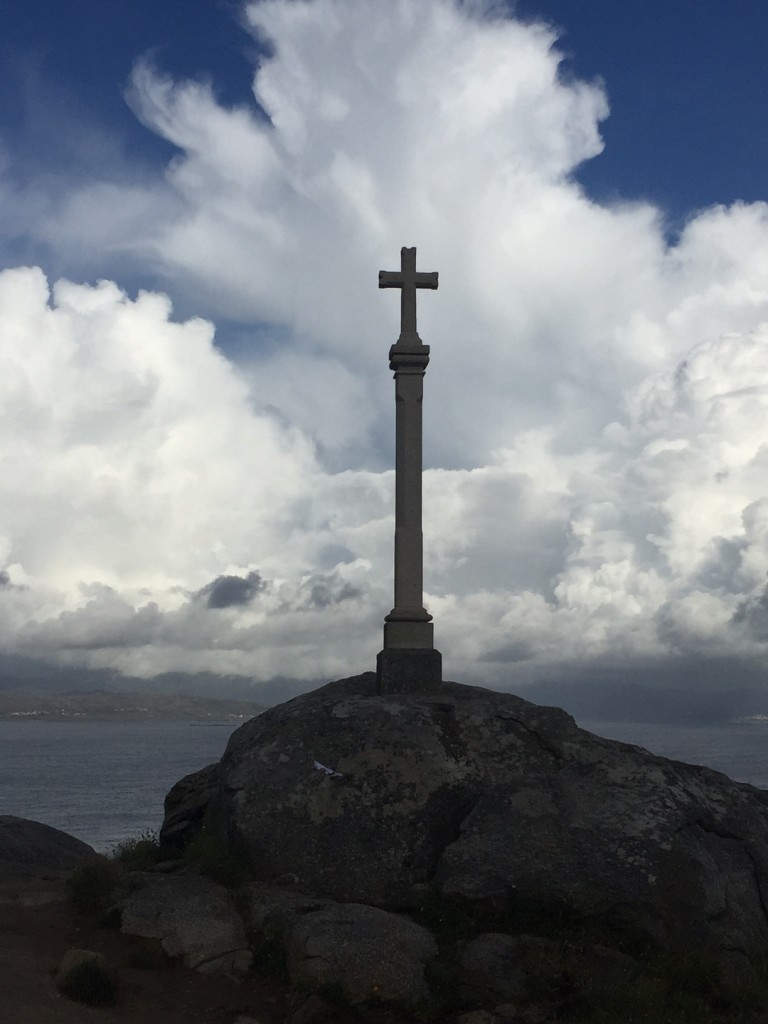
[525,679,768,724]
[0,690,266,722]
[0,653,317,706]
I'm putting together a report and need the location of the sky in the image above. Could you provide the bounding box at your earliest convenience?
[3,0,768,709]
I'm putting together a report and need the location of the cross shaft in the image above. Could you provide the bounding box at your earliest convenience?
[376,247,442,693]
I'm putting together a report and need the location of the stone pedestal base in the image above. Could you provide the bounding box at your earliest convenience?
[383,617,433,649]
[376,648,442,694]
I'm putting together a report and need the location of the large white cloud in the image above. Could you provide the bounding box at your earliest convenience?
[2,0,768,695]
[0,266,397,679]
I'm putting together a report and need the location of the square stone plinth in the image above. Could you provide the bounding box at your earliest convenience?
[376,648,442,694]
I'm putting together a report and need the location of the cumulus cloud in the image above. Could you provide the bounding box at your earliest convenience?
[2,0,768,701]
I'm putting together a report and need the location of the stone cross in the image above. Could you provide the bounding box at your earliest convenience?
[379,246,438,343]
[376,247,443,693]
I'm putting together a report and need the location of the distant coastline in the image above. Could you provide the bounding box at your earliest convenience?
[0,690,265,723]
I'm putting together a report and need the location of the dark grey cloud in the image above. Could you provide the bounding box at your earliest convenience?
[732,586,768,640]
[0,570,27,592]
[197,571,265,609]
[308,582,360,608]
[317,544,356,569]
[295,574,362,609]
[480,640,534,664]
[695,537,747,593]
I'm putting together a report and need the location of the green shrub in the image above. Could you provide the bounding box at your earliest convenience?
[182,825,248,887]
[251,923,289,982]
[66,860,122,914]
[110,829,164,870]
[533,943,760,1024]
[59,960,117,1006]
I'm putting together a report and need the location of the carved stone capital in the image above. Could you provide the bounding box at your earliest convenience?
[389,344,430,372]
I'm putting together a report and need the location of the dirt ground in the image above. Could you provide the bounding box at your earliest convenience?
[0,872,291,1024]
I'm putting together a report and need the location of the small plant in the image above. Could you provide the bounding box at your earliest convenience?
[65,860,122,915]
[110,829,164,870]
[58,959,117,1006]
[535,943,750,1024]
[412,886,482,939]
[182,825,248,887]
[252,923,289,982]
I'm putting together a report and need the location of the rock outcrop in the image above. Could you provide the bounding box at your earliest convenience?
[164,672,768,975]
[160,763,221,852]
[0,815,101,879]
[286,901,437,1006]
[120,872,252,976]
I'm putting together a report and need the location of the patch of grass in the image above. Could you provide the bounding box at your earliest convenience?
[110,829,164,870]
[521,942,768,1024]
[182,825,249,887]
[59,960,117,1006]
[425,939,768,1024]
[65,860,122,915]
[410,887,768,1024]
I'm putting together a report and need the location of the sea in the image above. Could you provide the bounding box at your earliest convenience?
[0,720,242,854]
[1,716,767,854]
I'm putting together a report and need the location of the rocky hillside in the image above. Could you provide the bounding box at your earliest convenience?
[158,671,768,1020]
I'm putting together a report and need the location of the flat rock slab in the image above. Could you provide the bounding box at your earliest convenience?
[120,872,252,976]
[286,902,437,1006]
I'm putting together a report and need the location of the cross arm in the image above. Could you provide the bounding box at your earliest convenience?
[378,271,439,289]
